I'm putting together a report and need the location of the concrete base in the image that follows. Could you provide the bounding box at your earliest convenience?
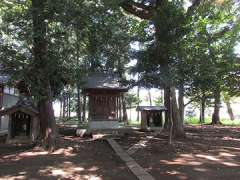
[89,120,119,130]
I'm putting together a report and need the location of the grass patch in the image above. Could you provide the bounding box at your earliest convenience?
[185,117,240,126]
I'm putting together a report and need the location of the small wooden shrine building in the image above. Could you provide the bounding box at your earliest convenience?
[0,99,39,144]
[136,106,167,130]
[83,73,128,129]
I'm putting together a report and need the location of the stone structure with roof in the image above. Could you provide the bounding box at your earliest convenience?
[82,73,128,129]
[136,106,167,130]
[0,98,39,144]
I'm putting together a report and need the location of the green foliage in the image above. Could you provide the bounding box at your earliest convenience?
[154,96,163,106]
[0,0,133,101]
[125,92,141,109]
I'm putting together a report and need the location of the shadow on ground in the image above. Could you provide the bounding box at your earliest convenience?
[117,125,240,180]
[0,136,136,180]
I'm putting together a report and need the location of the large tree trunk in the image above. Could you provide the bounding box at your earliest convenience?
[38,91,57,151]
[171,87,185,137]
[199,94,206,123]
[226,101,234,120]
[32,0,56,150]
[212,90,221,125]
[178,84,184,123]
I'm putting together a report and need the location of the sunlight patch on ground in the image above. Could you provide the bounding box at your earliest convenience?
[219,152,236,157]
[193,167,208,172]
[160,152,240,169]
[126,131,161,155]
[160,153,203,166]
[195,154,220,161]
[0,175,26,180]
[165,170,188,180]
[52,147,76,157]
[39,165,102,180]
[0,151,49,163]
[221,162,239,167]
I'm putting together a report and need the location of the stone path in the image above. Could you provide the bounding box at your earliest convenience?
[107,138,155,180]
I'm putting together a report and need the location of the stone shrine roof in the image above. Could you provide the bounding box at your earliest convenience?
[136,106,167,112]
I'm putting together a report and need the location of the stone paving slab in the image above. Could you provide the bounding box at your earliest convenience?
[107,138,155,180]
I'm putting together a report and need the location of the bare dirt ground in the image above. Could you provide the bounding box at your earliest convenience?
[0,135,136,180]
[117,125,240,180]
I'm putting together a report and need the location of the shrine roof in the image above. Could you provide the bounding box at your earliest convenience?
[0,75,10,84]
[83,73,128,91]
[0,99,39,117]
[136,106,167,112]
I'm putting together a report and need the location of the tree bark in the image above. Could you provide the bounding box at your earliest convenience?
[199,94,206,123]
[178,84,184,123]
[77,85,82,125]
[137,75,140,121]
[212,90,221,125]
[59,97,62,120]
[171,87,185,137]
[68,93,71,119]
[122,93,128,125]
[82,93,86,122]
[226,100,234,120]
[63,94,66,118]
[164,86,170,130]
[38,91,56,151]
[32,0,56,151]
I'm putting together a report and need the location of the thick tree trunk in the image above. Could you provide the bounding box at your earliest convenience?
[212,90,221,125]
[226,101,234,120]
[171,87,185,137]
[38,93,57,151]
[199,94,206,123]
[178,84,184,123]
[32,0,56,150]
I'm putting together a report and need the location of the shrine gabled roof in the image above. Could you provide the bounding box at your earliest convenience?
[0,99,39,117]
[0,75,10,84]
[136,106,167,112]
[83,73,128,91]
